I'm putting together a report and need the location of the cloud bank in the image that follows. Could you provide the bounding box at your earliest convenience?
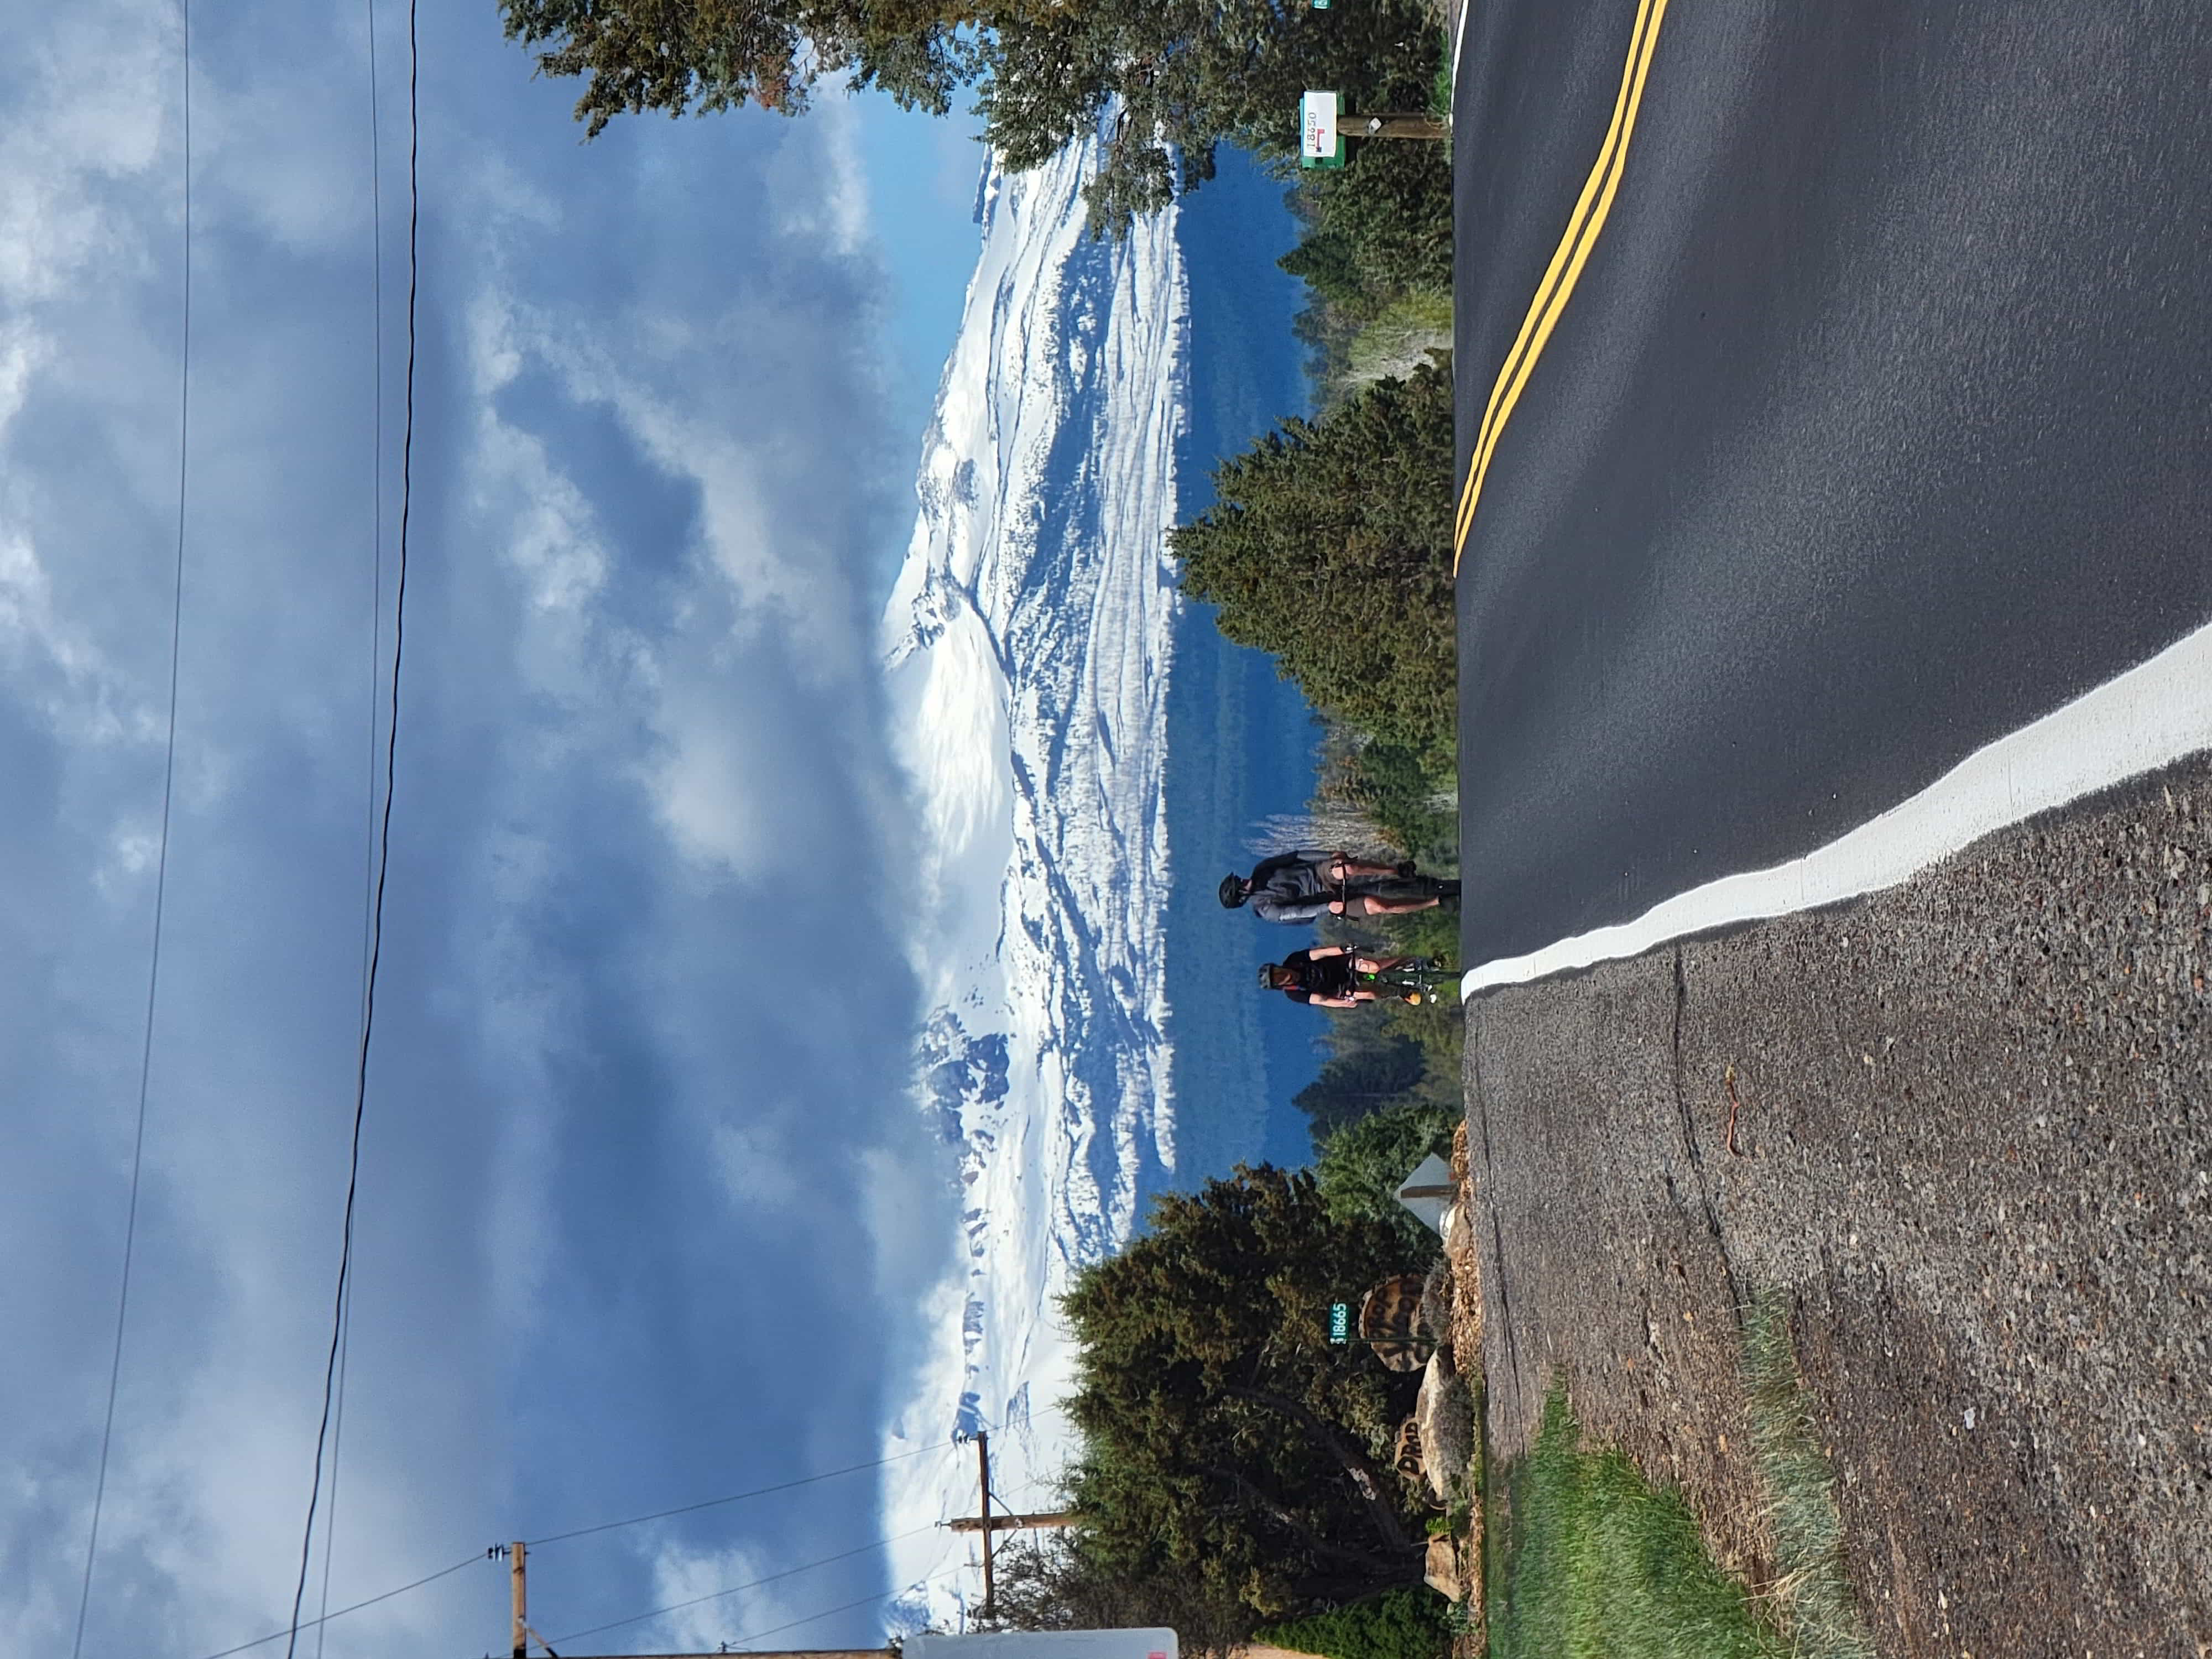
[0,3,959,1655]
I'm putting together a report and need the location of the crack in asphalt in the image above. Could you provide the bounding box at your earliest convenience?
[1671,946,1749,1314]
[1467,1030,1527,1421]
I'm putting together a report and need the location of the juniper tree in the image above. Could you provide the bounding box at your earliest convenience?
[1056,1165,1432,1619]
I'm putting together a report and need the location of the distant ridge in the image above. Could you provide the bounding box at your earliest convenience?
[875,124,1189,1632]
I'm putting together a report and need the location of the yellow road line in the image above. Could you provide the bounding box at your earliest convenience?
[1453,0,1674,571]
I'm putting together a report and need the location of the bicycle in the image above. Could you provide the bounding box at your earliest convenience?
[1353,956,1461,1004]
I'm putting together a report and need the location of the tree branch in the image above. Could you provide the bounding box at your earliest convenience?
[1198,1464,1409,1578]
[1219,1385,1418,1554]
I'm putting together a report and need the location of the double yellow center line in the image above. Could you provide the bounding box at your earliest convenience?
[1453,0,1674,572]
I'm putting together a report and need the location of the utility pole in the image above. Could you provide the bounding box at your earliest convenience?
[948,1432,1083,1623]
[946,1511,1079,1532]
[511,1540,528,1659]
[977,1433,993,1620]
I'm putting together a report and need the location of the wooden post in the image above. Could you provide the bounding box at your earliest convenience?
[1351,112,1450,140]
[976,1433,994,1620]
[947,1511,1080,1532]
[510,1540,528,1659]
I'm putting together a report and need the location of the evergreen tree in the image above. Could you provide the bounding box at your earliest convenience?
[1313,1100,1458,1253]
[1171,358,1457,759]
[1057,1165,1433,1620]
[496,0,1443,233]
[1280,142,1455,321]
[1291,1022,1433,1141]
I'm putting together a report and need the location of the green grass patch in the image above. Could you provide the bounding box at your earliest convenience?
[1488,1392,1787,1659]
[1484,1312,1875,1659]
[1739,1297,1876,1659]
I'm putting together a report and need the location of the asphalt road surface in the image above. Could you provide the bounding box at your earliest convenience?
[1451,0,2212,969]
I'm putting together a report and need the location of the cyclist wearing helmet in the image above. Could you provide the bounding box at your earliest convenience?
[1258,946,1418,1009]
[1219,850,1458,924]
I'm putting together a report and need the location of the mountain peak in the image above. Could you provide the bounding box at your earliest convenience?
[877,127,1191,1628]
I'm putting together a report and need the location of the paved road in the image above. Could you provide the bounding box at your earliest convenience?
[1451,0,2212,969]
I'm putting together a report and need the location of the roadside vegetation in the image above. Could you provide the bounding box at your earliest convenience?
[1738,1297,1877,1659]
[1283,142,1456,399]
[1258,1586,1460,1659]
[977,1166,1447,1652]
[1486,1306,1873,1659]
[1490,1391,1786,1659]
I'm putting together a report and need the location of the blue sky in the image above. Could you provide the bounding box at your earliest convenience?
[0,2,1012,1654]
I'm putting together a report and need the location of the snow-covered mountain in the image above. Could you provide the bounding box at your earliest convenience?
[875,131,1191,1625]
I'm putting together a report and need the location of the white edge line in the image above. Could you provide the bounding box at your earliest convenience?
[1463,618,2212,997]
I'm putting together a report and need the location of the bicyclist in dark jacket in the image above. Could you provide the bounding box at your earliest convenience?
[1259,947,1420,1009]
[1219,850,1459,924]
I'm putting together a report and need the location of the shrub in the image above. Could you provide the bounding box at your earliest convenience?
[1314,1100,1459,1251]
[1256,1587,1455,1659]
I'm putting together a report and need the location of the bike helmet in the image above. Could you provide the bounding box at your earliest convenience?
[1256,962,1283,989]
[1218,874,1250,909]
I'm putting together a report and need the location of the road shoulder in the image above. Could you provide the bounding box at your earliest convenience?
[1465,752,2212,1656]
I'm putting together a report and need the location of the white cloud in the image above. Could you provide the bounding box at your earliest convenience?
[775,95,872,259]
[0,0,169,307]
[639,1538,821,1655]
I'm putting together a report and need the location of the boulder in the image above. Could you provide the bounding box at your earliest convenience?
[1415,1350,1474,1501]
[1423,1536,1463,1601]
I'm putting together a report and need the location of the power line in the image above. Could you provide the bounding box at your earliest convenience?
[527,1444,941,1547]
[191,1553,482,1659]
[316,11,388,1653]
[722,1569,958,1653]
[192,1441,955,1657]
[547,1524,942,1647]
[281,0,419,1650]
[70,3,194,1654]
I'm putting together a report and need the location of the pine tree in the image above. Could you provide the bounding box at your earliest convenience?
[1171,358,1457,759]
[495,0,1442,233]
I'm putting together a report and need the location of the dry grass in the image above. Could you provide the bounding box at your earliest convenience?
[1442,1120,1485,1650]
[1737,1296,1877,1659]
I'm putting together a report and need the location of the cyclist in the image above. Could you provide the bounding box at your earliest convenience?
[1219,849,1459,924]
[1258,946,1425,1009]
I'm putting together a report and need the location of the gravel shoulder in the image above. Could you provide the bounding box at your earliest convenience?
[1463,753,2212,1657]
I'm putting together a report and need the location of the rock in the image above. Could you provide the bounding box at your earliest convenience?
[1420,1257,1456,1339]
[1424,1536,1464,1601]
[1416,1351,1474,1500]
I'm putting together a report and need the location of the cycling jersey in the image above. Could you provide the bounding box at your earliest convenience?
[1276,948,1358,1003]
